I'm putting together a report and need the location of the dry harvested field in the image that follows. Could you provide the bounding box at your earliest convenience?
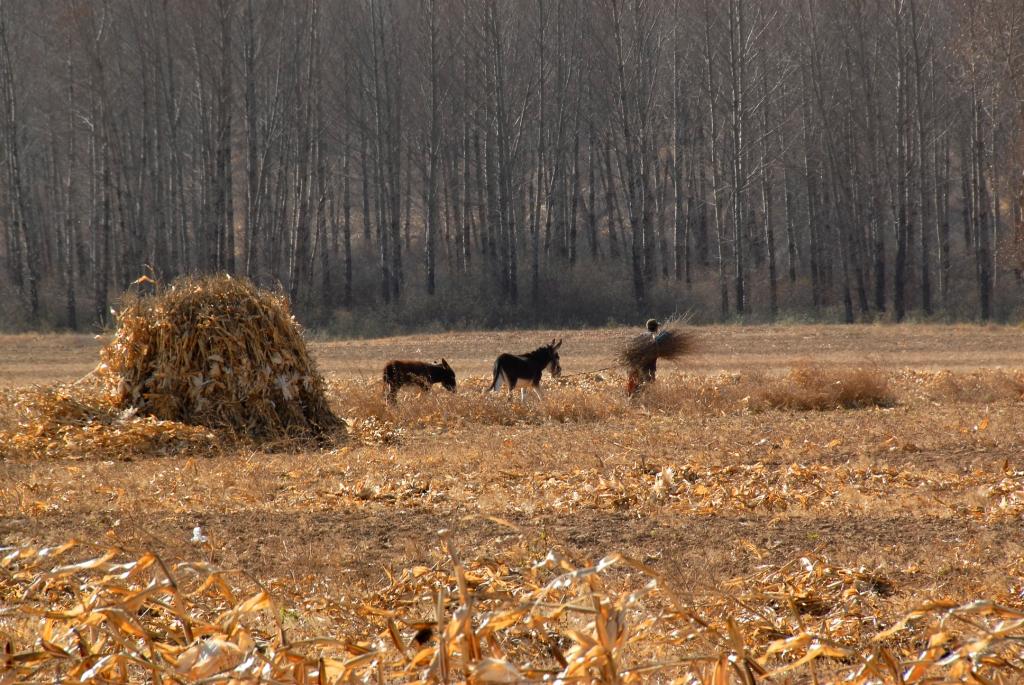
[3,324,1024,682]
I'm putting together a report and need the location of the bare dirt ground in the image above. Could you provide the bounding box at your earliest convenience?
[2,324,1024,680]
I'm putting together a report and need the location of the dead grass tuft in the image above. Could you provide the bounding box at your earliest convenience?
[914,369,1024,404]
[756,364,896,411]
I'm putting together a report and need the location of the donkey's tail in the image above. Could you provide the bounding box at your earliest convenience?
[382,363,398,403]
[489,359,502,392]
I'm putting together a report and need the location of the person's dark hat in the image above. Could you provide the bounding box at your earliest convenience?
[646,319,660,332]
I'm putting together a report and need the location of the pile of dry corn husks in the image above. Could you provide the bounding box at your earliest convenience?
[101,275,340,438]
[2,541,1022,683]
[0,382,216,460]
[1,276,340,459]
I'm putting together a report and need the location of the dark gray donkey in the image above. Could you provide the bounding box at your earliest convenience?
[489,339,562,399]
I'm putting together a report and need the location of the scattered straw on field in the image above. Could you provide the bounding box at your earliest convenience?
[0,381,217,460]
[1,539,1023,683]
[4,362,1024,680]
[101,275,340,438]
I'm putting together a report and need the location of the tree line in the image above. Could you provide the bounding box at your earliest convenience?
[0,0,1022,333]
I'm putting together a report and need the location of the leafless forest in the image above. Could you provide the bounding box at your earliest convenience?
[0,0,1022,332]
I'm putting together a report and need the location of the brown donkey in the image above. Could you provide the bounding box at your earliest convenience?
[383,359,456,403]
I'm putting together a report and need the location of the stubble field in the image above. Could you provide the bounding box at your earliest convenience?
[2,324,1024,682]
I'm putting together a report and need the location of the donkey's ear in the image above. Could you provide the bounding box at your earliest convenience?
[554,338,563,349]
[441,358,450,368]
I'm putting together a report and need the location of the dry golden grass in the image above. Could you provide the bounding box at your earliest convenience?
[4,326,1024,682]
[754,364,896,410]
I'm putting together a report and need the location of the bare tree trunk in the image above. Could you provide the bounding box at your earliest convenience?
[936,132,951,313]
[909,0,932,314]
[532,1,546,304]
[460,66,473,270]
[778,104,798,286]
[316,140,329,309]
[673,111,686,282]
[727,0,746,315]
[834,197,855,323]
[703,0,728,318]
[960,134,973,252]
[360,134,372,243]
[447,152,462,274]
[342,139,353,308]
[972,78,992,320]
[761,121,777,318]
[97,127,112,326]
[610,0,647,309]
[602,143,622,260]
[989,99,1001,291]
[243,0,261,279]
[0,3,38,321]
[695,124,710,268]
[402,149,411,252]
[369,0,391,303]
[63,52,78,329]
[850,0,887,313]
[568,128,581,267]
[671,5,687,284]
[487,1,516,302]
[216,0,235,274]
[424,0,439,295]
[587,126,598,260]
[799,57,823,309]
[655,153,670,279]
[684,151,696,285]
[892,0,910,321]
[473,130,489,261]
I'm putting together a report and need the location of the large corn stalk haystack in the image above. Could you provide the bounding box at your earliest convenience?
[101,275,340,438]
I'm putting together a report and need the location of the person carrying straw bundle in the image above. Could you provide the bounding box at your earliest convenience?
[617,318,694,397]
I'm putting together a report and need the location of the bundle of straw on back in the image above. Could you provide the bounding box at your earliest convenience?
[100,275,340,439]
[616,328,695,371]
